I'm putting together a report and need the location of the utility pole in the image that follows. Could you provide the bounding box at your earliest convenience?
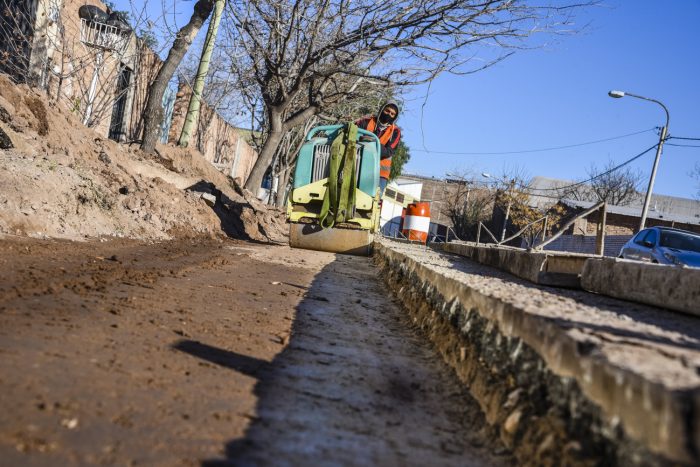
[178,0,225,147]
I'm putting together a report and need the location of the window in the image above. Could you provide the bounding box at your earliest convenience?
[644,229,658,247]
[396,193,404,203]
[660,230,700,253]
[633,229,650,246]
[109,65,132,141]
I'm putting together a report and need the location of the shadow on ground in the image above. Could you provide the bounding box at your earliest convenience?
[186,180,282,243]
[173,254,508,467]
[173,340,268,378]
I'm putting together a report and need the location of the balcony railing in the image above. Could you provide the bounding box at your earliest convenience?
[80,18,128,54]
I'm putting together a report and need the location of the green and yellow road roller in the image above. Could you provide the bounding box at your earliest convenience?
[286,123,381,255]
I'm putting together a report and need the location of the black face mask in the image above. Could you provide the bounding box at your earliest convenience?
[379,112,394,124]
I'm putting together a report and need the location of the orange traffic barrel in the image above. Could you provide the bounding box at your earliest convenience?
[402,202,430,243]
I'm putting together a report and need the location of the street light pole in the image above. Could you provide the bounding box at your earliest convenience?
[608,90,670,231]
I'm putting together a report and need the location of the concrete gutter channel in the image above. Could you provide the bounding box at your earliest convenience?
[373,239,700,466]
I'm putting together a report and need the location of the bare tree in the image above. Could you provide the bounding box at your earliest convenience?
[563,160,643,206]
[691,163,700,200]
[488,169,565,246]
[0,0,37,82]
[176,49,247,156]
[178,0,225,147]
[221,0,593,192]
[443,175,493,241]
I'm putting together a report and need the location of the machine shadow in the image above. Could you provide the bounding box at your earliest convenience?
[197,258,361,466]
[192,254,499,466]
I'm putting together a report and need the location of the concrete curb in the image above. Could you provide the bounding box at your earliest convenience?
[440,241,590,288]
[375,240,699,465]
[581,257,700,316]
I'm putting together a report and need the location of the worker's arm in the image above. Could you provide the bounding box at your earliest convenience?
[381,126,401,159]
[355,116,370,129]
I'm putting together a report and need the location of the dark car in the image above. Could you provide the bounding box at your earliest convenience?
[619,227,700,267]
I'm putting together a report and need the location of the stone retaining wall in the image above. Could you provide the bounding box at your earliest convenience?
[375,240,699,466]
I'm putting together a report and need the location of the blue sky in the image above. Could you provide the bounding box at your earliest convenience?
[399,1,700,199]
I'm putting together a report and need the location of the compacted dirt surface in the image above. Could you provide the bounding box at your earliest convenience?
[0,237,512,466]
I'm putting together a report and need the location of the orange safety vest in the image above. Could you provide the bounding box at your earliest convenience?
[366,118,395,179]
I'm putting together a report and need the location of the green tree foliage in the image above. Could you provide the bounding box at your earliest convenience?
[104,1,130,22]
[389,141,410,181]
[138,29,158,49]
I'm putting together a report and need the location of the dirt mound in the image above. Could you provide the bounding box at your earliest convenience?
[0,74,286,242]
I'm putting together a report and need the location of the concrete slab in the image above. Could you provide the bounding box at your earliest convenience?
[376,239,700,465]
[440,241,591,288]
[582,257,700,316]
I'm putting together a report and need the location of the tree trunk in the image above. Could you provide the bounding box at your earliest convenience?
[141,0,214,154]
[244,111,284,192]
[244,104,321,192]
[275,166,292,208]
[178,0,225,147]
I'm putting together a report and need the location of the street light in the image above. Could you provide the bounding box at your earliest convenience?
[608,90,670,231]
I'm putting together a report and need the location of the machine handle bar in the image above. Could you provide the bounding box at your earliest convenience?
[305,125,380,150]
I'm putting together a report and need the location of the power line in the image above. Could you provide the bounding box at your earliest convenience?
[668,136,700,141]
[666,143,700,148]
[522,143,659,193]
[412,128,655,155]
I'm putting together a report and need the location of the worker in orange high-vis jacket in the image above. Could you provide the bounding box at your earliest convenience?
[356,101,401,197]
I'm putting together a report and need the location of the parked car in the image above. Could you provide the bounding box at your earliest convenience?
[619,226,700,267]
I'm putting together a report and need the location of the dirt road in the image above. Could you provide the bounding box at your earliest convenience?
[0,237,510,466]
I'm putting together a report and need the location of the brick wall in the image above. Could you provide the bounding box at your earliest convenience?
[38,0,140,138]
[585,211,700,236]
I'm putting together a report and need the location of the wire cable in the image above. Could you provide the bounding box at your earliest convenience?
[522,143,659,193]
[666,143,700,148]
[668,136,700,141]
[412,128,656,155]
